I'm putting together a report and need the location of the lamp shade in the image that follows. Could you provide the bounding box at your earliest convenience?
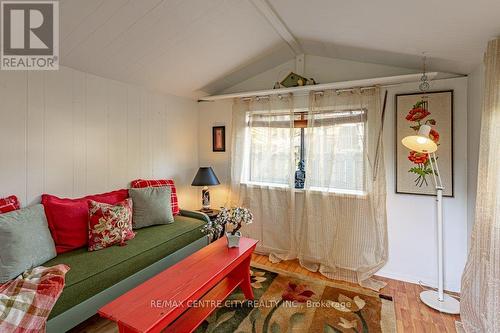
[401,124,438,153]
[191,167,220,186]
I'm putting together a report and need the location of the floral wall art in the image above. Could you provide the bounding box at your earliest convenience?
[395,90,454,196]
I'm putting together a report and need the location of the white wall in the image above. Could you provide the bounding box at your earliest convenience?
[466,65,484,241]
[199,56,469,291]
[223,55,419,94]
[198,99,233,209]
[0,66,199,210]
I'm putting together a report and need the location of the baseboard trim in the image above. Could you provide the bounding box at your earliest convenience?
[376,270,460,293]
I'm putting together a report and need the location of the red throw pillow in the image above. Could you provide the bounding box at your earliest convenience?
[88,198,135,251]
[41,189,129,254]
[130,179,179,215]
[0,195,20,214]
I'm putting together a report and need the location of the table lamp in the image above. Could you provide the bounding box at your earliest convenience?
[402,124,460,314]
[191,167,220,212]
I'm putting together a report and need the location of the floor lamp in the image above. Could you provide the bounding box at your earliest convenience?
[402,124,460,314]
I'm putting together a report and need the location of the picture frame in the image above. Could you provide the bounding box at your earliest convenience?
[395,90,454,197]
[212,126,226,152]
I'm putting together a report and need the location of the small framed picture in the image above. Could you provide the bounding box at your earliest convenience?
[212,126,226,152]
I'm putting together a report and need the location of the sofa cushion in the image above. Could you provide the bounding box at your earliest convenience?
[129,187,174,229]
[88,198,135,251]
[42,190,129,254]
[0,204,57,283]
[45,215,206,319]
[130,179,180,215]
[0,195,20,214]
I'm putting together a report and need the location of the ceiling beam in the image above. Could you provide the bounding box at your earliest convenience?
[250,0,303,55]
[295,53,305,75]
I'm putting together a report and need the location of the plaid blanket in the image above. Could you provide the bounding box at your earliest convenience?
[0,265,69,333]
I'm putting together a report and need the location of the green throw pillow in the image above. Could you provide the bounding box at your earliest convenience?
[129,187,174,229]
[0,204,57,283]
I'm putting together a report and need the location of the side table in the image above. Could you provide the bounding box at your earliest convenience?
[198,209,220,221]
[198,209,223,241]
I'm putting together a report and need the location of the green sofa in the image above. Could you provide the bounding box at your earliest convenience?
[46,210,209,333]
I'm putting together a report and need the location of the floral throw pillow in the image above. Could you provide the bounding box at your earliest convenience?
[88,198,135,251]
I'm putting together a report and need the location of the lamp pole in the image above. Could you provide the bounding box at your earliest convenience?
[401,125,459,314]
[418,152,459,313]
[428,152,444,302]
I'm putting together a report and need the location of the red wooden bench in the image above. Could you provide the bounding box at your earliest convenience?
[98,237,258,333]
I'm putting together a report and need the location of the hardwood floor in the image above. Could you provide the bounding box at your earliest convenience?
[69,253,460,333]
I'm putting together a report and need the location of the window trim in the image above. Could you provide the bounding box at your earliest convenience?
[240,181,367,198]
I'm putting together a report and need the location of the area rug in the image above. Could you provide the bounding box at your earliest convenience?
[195,263,396,333]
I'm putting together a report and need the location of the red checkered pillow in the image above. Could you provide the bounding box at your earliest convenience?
[0,195,20,214]
[130,179,179,215]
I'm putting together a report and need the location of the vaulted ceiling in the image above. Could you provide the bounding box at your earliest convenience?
[60,0,500,98]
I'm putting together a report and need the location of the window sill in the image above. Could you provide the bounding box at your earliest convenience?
[240,182,367,198]
[241,181,288,191]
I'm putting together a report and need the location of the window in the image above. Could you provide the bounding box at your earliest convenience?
[306,122,365,192]
[244,108,366,193]
[248,125,292,185]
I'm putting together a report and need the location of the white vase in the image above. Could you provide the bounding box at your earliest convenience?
[226,231,241,248]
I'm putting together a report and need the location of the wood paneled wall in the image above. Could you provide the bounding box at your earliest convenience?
[0,67,199,208]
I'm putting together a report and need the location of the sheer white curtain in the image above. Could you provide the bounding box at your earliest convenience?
[229,88,387,290]
[460,38,500,332]
[229,95,296,259]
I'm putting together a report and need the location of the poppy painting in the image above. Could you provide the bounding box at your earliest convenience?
[396,90,454,196]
